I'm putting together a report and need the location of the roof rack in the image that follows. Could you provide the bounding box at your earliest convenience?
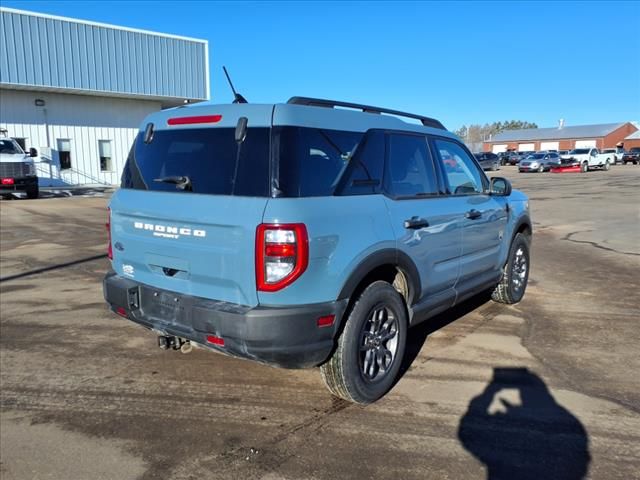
[287,96,446,130]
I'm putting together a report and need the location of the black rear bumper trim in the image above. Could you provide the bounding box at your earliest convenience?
[103,272,347,369]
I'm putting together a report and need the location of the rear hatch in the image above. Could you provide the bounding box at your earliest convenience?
[109,105,274,307]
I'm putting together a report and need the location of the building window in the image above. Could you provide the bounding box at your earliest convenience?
[99,140,113,172]
[57,139,72,170]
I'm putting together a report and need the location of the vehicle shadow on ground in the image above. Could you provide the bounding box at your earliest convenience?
[458,367,590,480]
[399,291,494,377]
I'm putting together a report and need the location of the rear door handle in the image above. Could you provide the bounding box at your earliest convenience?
[404,216,429,229]
[465,209,482,220]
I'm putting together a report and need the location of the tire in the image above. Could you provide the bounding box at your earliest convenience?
[604,160,611,171]
[320,281,408,404]
[537,165,544,173]
[491,233,530,305]
[581,162,589,173]
[26,186,39,199]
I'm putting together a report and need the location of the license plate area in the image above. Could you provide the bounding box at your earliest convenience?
[140,287,190,326]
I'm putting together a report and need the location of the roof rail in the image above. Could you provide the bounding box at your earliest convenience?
[287,96,446,130]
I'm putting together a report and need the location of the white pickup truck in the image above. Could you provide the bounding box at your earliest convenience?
[560,148,613,172]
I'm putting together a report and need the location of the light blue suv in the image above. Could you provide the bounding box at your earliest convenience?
[103,97,532,404]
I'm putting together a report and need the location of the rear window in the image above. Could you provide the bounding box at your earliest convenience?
[122,127,270,196]
[274,127,362,197]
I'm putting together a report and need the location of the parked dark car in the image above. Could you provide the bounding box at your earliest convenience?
[473,152,500,171]
[621,148,640,165]
[502,152,521,166]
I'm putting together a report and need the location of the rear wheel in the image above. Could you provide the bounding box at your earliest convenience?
[320,281,407,404]
[26,185,39,199]
[492,233,530,304]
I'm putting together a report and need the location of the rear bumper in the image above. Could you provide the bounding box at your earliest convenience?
[0,176,38,193]
[103,272,348,369]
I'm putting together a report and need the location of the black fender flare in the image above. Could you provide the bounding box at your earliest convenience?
[512,214,532,243]
[337,249,421,306]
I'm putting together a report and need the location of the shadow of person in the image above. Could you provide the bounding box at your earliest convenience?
[458,368,590,480]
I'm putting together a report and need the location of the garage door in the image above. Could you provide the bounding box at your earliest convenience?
[492,144,507,153]
[575,140,596,148]
[540,141,559,151]
[518,143,535,151]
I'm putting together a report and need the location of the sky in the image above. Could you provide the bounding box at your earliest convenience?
[3,1,640,131]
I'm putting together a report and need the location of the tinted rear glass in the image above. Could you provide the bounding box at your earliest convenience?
[274,127,362,197]
[121,128,270,196]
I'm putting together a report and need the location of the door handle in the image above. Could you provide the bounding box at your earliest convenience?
[465,209,482,220]
[404,216,429,229]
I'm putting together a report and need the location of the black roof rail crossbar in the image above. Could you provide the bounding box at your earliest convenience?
[287,96,446,130]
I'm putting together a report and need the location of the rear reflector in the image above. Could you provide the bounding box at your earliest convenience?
[317,315,335,328]
[1,178,15,185]
[116,307,127,318]
[167,115,222,125]
[206,335,225,346]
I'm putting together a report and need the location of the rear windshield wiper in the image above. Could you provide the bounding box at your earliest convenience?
[153,175,193,191]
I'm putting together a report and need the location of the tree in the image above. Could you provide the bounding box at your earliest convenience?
[455,120,538,146]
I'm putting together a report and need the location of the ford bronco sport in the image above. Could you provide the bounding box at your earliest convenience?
[103,97,532,404]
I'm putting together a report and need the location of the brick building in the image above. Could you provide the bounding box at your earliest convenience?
[483,122,638,153]
[622,130,640,150]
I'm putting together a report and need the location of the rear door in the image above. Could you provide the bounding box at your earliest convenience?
[382,133,462,303]
[110,121,272,307]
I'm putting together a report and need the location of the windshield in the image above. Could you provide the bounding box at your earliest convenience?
[0,139,24,155]
[529,153,545,159]
[570,149,590,154]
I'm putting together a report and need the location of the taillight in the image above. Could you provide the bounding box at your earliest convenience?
[106,207,113,260]
[256,223,308,292]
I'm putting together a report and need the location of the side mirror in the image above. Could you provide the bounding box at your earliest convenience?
[490,177,512,196]
[29,147,38,157]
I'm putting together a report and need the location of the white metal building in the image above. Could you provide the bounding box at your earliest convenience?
[0,8,209,187]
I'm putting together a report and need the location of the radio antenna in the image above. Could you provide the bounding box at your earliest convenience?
[223,66,248,104]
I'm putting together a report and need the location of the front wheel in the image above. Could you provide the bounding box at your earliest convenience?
[492,233,530,304]
[538,165,544,173]
[320,281,408,404]
[581,162,589,173]
[604,160,611,171]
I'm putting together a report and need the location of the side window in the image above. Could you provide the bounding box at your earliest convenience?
[433,139,485,195]
[384,133,438,197]
[336,130,385,196]
[276,127,362,197]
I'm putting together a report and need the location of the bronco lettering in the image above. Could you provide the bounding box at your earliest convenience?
[133,222,206,238]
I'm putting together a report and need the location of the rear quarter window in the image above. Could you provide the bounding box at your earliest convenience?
[274,127,362,197]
